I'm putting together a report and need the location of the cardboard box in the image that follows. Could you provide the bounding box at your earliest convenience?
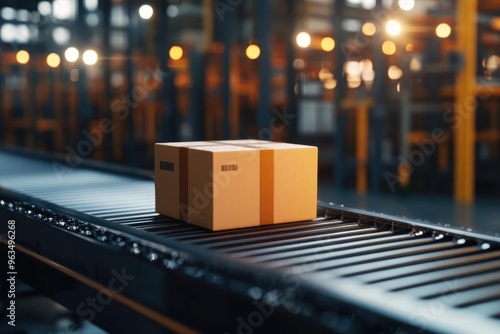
[249,142,318,224]
[208,140,318,224]
[154,141,216,220]
[214,139,272,145]
[186,145,261,230]
[155,140,317,230]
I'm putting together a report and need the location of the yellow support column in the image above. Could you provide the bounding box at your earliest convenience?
[356,99,371,195]
[454,0,477,203]
[202,0,214,50]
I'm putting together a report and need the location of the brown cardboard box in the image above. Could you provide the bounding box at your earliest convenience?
[155,140,317,230]
[249,142,318,224]
[186,145,261,230]
[214,139,271,145]
[154,141,217,220]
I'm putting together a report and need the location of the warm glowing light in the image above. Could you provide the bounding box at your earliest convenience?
[347,75,362,89]
[362,69,375,82]
[382,41,397,55]
[362,22,377,36]
[359,59,373,72]
[324,78,337,89]
[492,18,500,31]
[398,0,415,11]
[386,20,401,37]
[64,47,79,62]
[82,49,98,65]
[296,32,311,48]
[406,43,414,52]
[388,65,403,80]
[319,68,333,81]
[435,23,451,38]
[397,83,401,92]
[169,46,183,60]
[344,62,363,89]
[360,60,374,84]
[344,61,361,76]
[321,37,335,51]
[47,53,61,68]
[139,5,153,19]
[410,57,422,72]
[16,50,30,64]
[486,55,500,71]
[246,44,260,59]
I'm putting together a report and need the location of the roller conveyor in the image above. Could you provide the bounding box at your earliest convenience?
[1,148,500,333]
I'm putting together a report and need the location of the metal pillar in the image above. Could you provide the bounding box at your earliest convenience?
[157,0,178,143]
[190,48,205,140]
[0,15,3,142]
[102,0,112,160]
[222,2,231,139]
[77,0,92,140]
[28,44,38,148]
[126,0,137,164]
[286,1,298,142]
[257,0,271,133]
[48,70,55,119]
[202,0,214,50]
[12,66,23,119]
[428,38,440,192]
[455,0,477,203]
[400,55,411,164]
[370,0,387,193]
[333,0,348,189]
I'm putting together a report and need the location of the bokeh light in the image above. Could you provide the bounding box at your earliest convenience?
[410,57,422,72]
[321,37,335,51]
[139,5,153,19]
[296,32,311,48]
[486,55,500,72]
[362,22,377,36]
[47,53,61,68]
[324,78,337,90]
[82,49,98,65]
[319,68,333,81]
[169,46,183,60]
[347,75,362,89]
[382,41,397,55]
[246,44,260,60]
[65,47,79,62]
[16,50,30,64]
[436,23,451,38]
[388,65,403,80]
[293,58,305,70]
[398,0,415,11]
[386,20,402,37]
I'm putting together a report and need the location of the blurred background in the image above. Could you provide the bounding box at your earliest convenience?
[1,0,500,227]
[1,1,500,333]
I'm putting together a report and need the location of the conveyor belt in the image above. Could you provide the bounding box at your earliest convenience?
[1,149,500,334]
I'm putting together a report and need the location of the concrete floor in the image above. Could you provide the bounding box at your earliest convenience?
[318,185,500,235]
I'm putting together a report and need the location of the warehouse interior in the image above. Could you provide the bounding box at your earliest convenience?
[1,0,500,333]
